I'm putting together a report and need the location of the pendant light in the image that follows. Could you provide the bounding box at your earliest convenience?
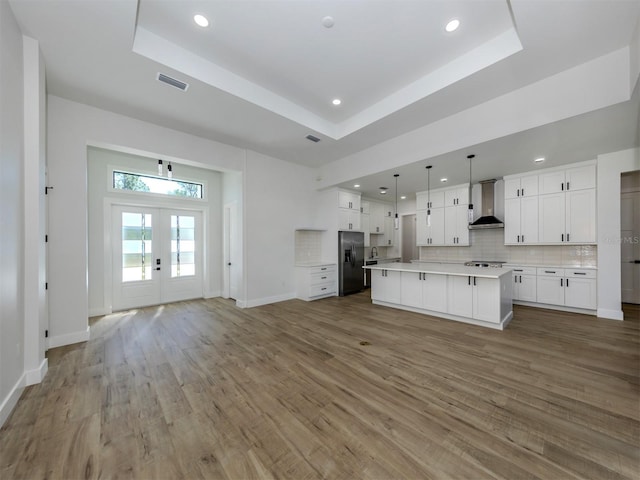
[157,159,163,176]
[393,174,400,230]
[426,166,432,227]
[467,154,475,223]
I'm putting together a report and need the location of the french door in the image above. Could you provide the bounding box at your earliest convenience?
[112,205,203,311]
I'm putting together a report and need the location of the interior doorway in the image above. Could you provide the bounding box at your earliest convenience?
[111,205,203,311]
[402,214,418,262]
[621,171,640,304]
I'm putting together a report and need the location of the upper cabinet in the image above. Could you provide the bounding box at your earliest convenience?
[337,189,361,231]
[416,184,470,247]
[504,174,538,199]
[539,164,595,194]
[504,161,596,246]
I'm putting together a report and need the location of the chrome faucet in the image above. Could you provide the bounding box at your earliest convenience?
[371,247,378,258]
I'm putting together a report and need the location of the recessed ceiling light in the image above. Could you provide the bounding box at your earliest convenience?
[440,178,448,183]
[353,184,360,188]
[379,187,388,194]
[445,19,460,32]
[194,14,209,27]
[332,98,342,106]
[401,195,407,200]
[534,157,545,163]
[322,16,335,28]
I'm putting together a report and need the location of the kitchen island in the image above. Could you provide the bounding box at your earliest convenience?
[363,263,513,330]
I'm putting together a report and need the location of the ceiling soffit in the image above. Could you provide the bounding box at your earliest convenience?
[133,0,522,140]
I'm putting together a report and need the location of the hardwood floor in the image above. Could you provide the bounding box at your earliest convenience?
[1,294,638,479]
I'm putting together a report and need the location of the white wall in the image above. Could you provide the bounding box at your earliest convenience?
[87,147,223,315]
[22,35,47,385]
[242,150,317,307]
[47,95,246,346]
[0,0,25,426]
[597,148,640,320]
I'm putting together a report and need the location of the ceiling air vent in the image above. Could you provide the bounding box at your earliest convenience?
[157,72,189,91]
[305,134,321,143]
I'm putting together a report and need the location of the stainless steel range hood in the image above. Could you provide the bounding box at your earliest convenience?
[469,179,504,230]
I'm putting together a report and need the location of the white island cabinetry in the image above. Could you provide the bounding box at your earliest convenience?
[365,263,512,330]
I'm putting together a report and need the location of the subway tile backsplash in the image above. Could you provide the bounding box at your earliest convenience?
[418,229,597,267]
[295,230,323,264]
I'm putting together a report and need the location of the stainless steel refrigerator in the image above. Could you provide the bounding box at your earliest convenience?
[338,231,365,296]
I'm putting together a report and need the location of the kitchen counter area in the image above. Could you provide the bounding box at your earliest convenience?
[363,262,513,330]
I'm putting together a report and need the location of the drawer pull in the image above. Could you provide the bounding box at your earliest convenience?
[545,270,556,274]
[321,276,327,279]
[514,269,523,272]
[321,287,327,291]
[321,267,327,270]
[573,272,586,275]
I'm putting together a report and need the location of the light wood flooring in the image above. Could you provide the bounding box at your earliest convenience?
[1,294,639,479]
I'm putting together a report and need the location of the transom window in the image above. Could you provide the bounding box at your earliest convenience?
[113,170,203,199]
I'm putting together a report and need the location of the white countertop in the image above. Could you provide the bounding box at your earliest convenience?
[295,261,336,267]
[363,262,510,279]
[503,263,597,270]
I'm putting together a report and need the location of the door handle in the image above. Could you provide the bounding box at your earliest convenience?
[633,260,640,264]
[227,262,231,266]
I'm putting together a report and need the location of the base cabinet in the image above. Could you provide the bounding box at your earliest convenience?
[296,264,337,301]
[400,272,448,313]
[371,269,401,304]
[535,268,596,310]
[446,275,502,323]
[511,267,537,302]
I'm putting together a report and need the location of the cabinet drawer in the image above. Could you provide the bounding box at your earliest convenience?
[310,265,335,275]
[311,271,335,285]
[565,268,596,279]
[509,266,537,275]
[310,282,335,297]
[536,268,565,277]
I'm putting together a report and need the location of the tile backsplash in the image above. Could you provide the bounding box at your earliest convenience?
[295,230,323,264]
[419,229,597,267]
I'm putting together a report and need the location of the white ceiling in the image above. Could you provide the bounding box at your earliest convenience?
[8,0,640,182]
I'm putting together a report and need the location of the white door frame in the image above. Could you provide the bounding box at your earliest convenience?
[103,198,208,313]
[223,201,240,300]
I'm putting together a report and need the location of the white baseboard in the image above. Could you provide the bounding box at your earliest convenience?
[241,292,296,309]
[204,290,221,299]
[0,373,26,428]
[48,326,90,349]
[25,358,48,386]
[597,308,624,321]
[89,306,111,317]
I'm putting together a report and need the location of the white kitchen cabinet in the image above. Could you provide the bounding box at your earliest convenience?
[444,204,470,246]
[566,189,596,243]
[444,186,469,207]
[447,275,473,318]
[564,269,597,309]
[296,264,337,301]
[371,269,401,304]
[382,214,395,246]
[510,266,537,302]
[416,207,445,246]
[416,190,445,210]
[361,212,370,247]
[504,196,539,244]
[400,272,423,308]
[369,201,385,234]
[447,275,500,322]
[539,165,595,195]
[400,271,448,313]
[539,189,595,244]
[338,207,361,231]
[535,267,596,309]
[360,201,370,215]
[338,191,361,211]
[423,273,448,313]
[504,175,538,199]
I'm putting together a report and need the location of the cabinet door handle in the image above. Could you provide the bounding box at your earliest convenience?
[566,278,569,287]
[566,182,570,190]
[514,276,517,284]
[473,277,477,286]
[522,235,524,242]
[561,278,563,287]
[517,189,520,197]
[561,182,564,191]
[517,235,520,243]
[561,234,564,242]
[522,188,524,196]
[567,233,570,242]
[519,275,522,283]
[468,276,471,285]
